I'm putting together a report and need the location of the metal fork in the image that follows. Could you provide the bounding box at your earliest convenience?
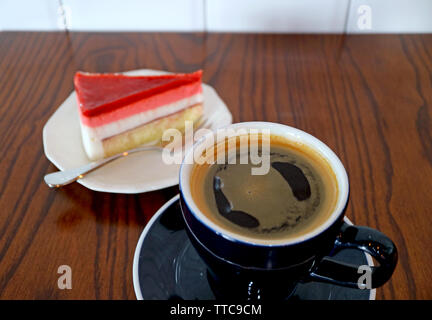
[44,116,212,188]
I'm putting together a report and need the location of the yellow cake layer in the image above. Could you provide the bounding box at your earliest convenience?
[102,104,203,158]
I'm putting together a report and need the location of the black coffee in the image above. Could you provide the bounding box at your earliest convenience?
[190,135,338,242]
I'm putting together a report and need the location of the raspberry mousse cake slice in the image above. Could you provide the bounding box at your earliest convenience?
[74,70,204,160]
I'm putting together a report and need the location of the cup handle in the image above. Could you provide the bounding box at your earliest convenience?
[308,222,398,289]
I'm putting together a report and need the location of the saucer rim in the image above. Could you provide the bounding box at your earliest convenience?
[133,194,180,300]
[132,194,376,300]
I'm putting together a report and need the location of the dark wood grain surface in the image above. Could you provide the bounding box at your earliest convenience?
[0,32,431,300]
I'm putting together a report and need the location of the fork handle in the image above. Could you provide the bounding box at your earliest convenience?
[44,146,158,188]
[44,154,120,187]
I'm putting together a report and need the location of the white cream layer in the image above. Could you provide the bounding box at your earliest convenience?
[79,93,203,160]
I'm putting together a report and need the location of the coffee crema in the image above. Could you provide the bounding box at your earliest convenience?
[190,134,339,242]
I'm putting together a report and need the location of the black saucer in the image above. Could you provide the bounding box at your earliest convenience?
[133,195,375,300]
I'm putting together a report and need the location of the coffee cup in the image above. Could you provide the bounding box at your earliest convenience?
[179,122,397,300]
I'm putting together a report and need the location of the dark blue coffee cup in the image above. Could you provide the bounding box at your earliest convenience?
[179,122,397,300]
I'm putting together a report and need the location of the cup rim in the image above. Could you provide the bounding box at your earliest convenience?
[179,121,349,247]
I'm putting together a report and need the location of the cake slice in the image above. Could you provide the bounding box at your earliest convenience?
[74,70,204,160]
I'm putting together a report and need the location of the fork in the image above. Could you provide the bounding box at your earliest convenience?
[44,116,212,188]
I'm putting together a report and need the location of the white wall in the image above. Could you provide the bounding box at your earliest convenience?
[0,0,431,33]
[346,0,432,33]
[206,0,350,33]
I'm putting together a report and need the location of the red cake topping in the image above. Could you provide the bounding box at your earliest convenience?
[74,70,202,117]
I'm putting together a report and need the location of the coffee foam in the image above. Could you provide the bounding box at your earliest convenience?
[190,134,339,244]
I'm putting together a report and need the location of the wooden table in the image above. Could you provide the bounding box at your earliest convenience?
[0,32,431,300]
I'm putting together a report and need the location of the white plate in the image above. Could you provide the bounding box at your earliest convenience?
[42,69,233,193]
